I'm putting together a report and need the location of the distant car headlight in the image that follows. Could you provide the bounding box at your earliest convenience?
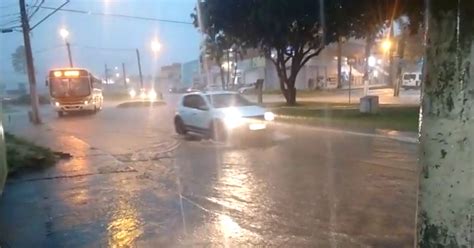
[139,91,147,99]
[84,100,89,105]
[129,89,136,98]
[223,108,243,128]
[264,111,275,121]
[148,90,157,101]
[55,102,60,107]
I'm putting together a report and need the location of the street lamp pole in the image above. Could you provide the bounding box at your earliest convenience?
[66,41,73,67]
[122,63,127,86]
[136,49,144,89]
[59,28,73,67]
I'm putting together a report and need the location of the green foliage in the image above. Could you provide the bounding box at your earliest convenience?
[194,0,423,105]
[11,46,26,75]
[5,133,57,174]
[10,94,50,105]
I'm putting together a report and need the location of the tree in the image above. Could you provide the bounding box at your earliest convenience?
[195,0,422,105]
[195,0,333,105]
[11,45,27,74]
[417,1,473,247]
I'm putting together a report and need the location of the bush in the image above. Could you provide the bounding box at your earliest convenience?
[11,94,50,105]
[5,133,57,174]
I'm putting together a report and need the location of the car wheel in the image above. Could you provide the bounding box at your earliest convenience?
[210,120,227,142]
[174,116,187,135]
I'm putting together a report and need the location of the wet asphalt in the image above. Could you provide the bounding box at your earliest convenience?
[0,95,418,247]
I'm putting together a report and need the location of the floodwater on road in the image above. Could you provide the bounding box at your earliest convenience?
[0,97,418,247]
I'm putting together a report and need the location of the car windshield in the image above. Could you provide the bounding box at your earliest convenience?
[207,94,253,108]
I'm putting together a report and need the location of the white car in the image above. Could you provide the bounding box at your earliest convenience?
[174,91,275,141]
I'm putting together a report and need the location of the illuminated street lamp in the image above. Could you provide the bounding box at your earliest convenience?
[381,39,392,53]
[59,27,73,67]
[151,40,162,53]
[59,28,69,39]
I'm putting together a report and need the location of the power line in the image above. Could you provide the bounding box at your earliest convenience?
[30,0,69,31]
[71,44,135,52]
[0,12,20,18]
[0,3,17,9]
[34,44,65,54]
[27,0,45,20]
[33,5,194,25]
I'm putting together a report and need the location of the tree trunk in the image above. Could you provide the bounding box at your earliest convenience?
[364,34,373,82]
[219,67,226,90]
[337,37,343,88]
[394,28,407,97]
[417,1,473,247]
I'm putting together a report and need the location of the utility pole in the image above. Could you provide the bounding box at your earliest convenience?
[19,0,41,124]
[136,49,144,89]
[336,37,343,89]
[122,63,127,86]
[104,64,109,83]
[66,41,73,67]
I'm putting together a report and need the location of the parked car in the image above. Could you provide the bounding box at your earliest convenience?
[174,91,275,141]
[402,72,422,89]
[238,83,257,94]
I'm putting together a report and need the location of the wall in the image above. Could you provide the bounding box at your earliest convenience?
[181,60,200,87]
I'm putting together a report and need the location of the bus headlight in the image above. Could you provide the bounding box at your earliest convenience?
[223,108,243,129]
[148,90,157,101]
[129,89,136,98]
[264,111,275,121]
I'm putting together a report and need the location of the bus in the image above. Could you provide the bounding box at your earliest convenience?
[46,68,103,117]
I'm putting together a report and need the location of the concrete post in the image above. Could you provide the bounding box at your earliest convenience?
[417,1,473,247]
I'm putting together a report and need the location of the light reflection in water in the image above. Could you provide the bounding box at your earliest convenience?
[107,200,142,248]
[212,150,258,243]
[218,214,242,238]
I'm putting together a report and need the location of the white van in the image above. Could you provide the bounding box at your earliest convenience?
[402,72,422,89]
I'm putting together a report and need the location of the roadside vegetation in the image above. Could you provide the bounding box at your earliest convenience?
[5,133,58,175]
[269,102,419,132]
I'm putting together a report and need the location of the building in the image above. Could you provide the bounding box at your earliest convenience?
[181,60,201,88]
[158,63,181,89]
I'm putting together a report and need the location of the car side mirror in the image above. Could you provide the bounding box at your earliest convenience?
[45,80,49,86]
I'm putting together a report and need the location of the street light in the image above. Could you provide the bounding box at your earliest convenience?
[59,27,73,67]
[59,28,69,39]
[381,39,392,53]
[151,40,162,53]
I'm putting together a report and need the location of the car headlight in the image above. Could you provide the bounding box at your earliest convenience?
[84,100,89,105]
[139,92,147,99]
[223,108,243,128]
[264,111,275,121]
[148,90,157,101]
[129,89,136,98]
[55,102,60,107]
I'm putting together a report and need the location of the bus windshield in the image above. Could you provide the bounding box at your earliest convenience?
[50,77,91,98]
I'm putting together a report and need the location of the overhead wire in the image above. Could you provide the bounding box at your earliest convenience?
[32,5,193,25]
[27,0,45,20]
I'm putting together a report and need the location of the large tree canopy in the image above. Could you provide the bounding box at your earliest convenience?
[11,45,27,75]
[195,0,423,105]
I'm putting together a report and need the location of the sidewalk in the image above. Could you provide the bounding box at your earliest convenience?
[247,88,420,105]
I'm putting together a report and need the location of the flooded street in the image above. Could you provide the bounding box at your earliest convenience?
[0,96,418,247]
